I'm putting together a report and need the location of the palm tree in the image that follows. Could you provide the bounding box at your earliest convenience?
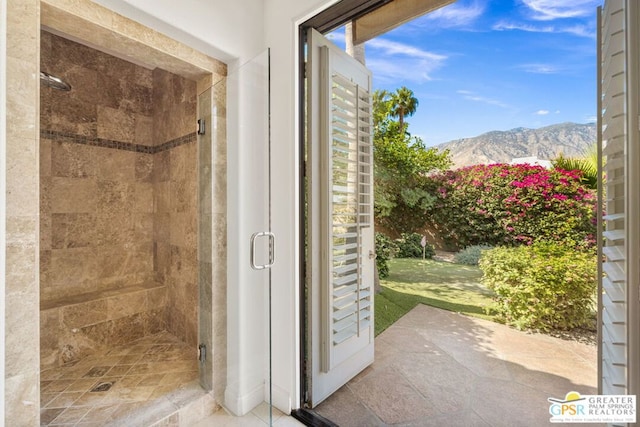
[372,89,390,126]
[552,144,599,190]
[390,86,419,132]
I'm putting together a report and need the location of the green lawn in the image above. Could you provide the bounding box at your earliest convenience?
[375,258,496,335]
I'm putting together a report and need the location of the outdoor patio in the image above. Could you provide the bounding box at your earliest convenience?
[313,304,598,426]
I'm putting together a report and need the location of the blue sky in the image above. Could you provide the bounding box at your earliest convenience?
[329,0,602,146]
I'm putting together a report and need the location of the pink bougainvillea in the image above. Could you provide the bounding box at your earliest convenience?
[425,163,597,250]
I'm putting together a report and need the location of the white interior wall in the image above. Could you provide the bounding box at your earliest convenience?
[263,0,341,412]
[91,0,265,65]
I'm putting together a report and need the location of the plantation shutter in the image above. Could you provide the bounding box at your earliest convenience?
[307,28,375,406]
[322,57,373,370]
[599,0,640,411]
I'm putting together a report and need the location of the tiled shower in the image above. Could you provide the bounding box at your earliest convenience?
[38,31,203,424]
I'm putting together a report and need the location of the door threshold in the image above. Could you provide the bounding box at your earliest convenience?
[291,408,339,427]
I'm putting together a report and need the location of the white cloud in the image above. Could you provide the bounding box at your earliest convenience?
[326,31,345,45]
[456,90,510,108]
[521,0,600,21]
[492,21,594,38]
[535,110,550,115]
[365,38,447,83]
[366,39,446,62]
[517,63,560,74]
[420,1,485,28]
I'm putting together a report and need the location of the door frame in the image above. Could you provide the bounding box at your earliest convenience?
[297,0,388,409]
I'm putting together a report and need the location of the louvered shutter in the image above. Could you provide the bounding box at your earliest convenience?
[307,28,374,406]
[599,0,640,411]
[321,52,373,371]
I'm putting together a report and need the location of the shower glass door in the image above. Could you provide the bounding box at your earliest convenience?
[222,49,274,421]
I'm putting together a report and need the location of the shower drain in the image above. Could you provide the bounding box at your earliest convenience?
[90,381,114,392]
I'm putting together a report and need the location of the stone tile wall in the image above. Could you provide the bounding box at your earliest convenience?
[40,31,199,366]
[40,283,168,367]
[152,68,198,348]
[5,0,41,424]
[40,32,157,302]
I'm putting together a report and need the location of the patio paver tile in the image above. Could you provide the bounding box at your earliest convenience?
[314,304,597,426]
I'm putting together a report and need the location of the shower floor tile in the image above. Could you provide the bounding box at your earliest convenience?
[40,332,198,426]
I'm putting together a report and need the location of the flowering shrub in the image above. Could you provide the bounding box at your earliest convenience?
[425,164,597,250]
[480,242,596,331]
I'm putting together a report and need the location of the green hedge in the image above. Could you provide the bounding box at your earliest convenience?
[479,242,596,331]
[395,232,435,259]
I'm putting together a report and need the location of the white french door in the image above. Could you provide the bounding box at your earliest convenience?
[306,28,375,407]
[598,0,640,409]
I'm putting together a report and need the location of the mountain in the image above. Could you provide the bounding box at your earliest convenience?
[435,122,597,168]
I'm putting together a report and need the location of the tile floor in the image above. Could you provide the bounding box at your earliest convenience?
[195,403,305,427]
[40,331,198,426]
[313,304,599,426]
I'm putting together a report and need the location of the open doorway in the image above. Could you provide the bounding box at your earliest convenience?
[301,0,596,421]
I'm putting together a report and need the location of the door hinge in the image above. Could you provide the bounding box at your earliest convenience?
[198,343,207,363]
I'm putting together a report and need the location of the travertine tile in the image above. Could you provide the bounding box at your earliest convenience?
[48,96,98,137]
[148,286,168,308]
[134,183,154,213]
[51,213,97,249]
[107,290,146,320]
[96,213,134,246]
[61,299,108,329]
[40,308,61,368]
[153,150,171,181]
[6,215,37,245]
[49,247,99,295]
[135,153,154,182]
[6,56,38,140]
[5,244,40,376]
[7,136,39,216]
[97,105,136,143]
[5,371,39,427]
[51,140,95,178]
[94,147,136,182]
[65,65,99,105]
[41,137,53,177]
[121,82,153,115]
[135,114,154,146]
[154,181,171,213]
[97,177,134,212]
[50,177,98,213]
[95,67,123,109]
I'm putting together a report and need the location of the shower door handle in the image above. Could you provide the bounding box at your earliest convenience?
[250,231,275,270]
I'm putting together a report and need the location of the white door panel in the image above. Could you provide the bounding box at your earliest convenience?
[306,28,374,407]
[598,0,640,410]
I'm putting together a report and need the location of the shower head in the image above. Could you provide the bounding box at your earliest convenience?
[40,71,71,91]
